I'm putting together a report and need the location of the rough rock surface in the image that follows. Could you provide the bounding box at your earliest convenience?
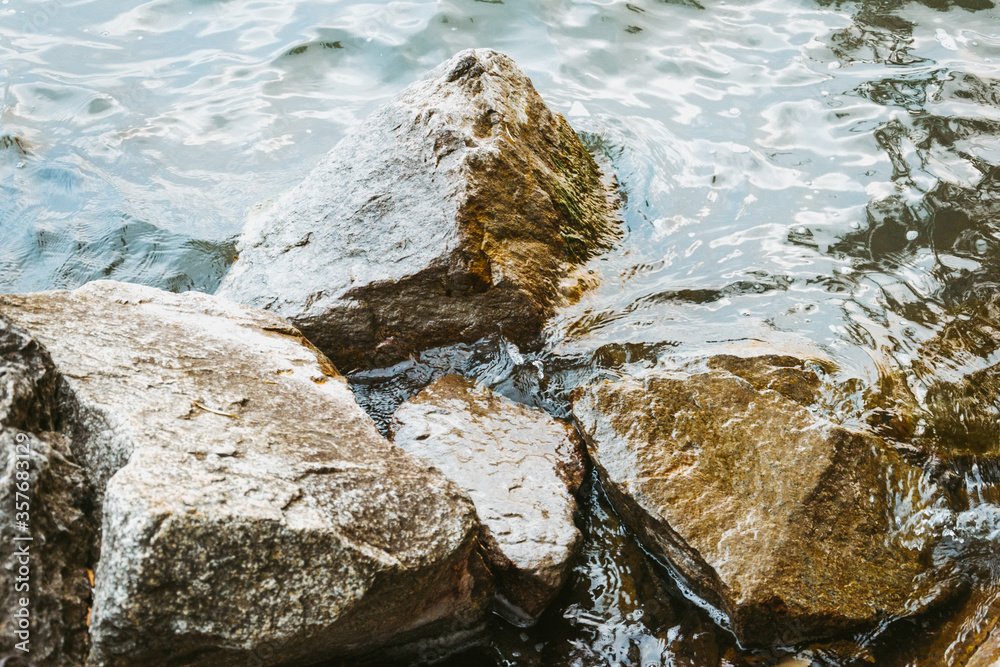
[390,375,584,625]
[571,363,954,646]
[217,48,620,372]
[0,315,93,666]
[0,281,493,667]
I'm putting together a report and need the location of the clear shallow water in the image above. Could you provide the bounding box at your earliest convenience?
[4,0,1000,664]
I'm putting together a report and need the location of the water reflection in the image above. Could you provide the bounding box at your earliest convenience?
[439,472,728,667]
[5,0,1000,662]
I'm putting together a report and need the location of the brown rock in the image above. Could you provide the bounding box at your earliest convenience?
[904,293,1000,458]
[572,366,954,646]
[924,361,1000,457]
[217,48,620,372]
[968,621,1000,667]
[705,353,827,406]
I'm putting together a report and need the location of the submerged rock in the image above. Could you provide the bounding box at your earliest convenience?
[390,375,584,626]
[908,293,1000,458]
[705,353,827,407]
[217,48,620,372]
[832,167,1000,457]
[966,613,1000,667]
[571,362,954,646]
[923,359,1000,457]
[0,281,493,666]
[894,583,1000,666]
[0,316,93,666]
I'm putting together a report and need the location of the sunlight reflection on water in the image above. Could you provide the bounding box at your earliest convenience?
[4,0,1000,663]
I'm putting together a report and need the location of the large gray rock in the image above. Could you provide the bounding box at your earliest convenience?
[0,316,93,666]
[217,48,620,372]
[390,375,585,626]
[0,281,493,667]
[571,361,955,646]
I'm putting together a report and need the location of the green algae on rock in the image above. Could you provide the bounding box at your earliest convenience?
[571,363,955,646]
[216,48,621,372]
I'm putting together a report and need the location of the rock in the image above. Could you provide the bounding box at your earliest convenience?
[923,360,1000,457]
[907,168,1000,457]
[890,584,1000,666]
[390,375,584,625]
[905,293,1000,458]
[217,48,620,372]
[0,281,493,666]
[830,167,1000,457]
[0,316,94,666]
[705,354,827,407]
[968,622,1000,667]
[0,311,60,434]
[0,134,28,156]
[571,362,954,646]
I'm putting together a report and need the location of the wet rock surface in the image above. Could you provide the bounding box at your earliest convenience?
[437,470,729,667]
[571,360,955,646]
[704,353,827,407]
[922,358,1000,459]
[967,623,1000,667]
[217,48,620,372]
[390,374,584,626]
[910,291,1000,460]
[886,585,1000,666]
[0,281,493,667]
[0,316,94,666]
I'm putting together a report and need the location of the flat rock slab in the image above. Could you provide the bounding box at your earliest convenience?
[217,48,619,371]
[572,363,954,646]
[0,281,493,667]
[390,375,584,625]
[0,316,93,666]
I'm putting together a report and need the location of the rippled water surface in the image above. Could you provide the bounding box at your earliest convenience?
[4,0,1000,664]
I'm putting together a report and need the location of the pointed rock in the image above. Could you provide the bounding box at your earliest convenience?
[217,48,620,372]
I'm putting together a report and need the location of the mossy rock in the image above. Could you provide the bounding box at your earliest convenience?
[572,363,956,646]
[218,49,621,372]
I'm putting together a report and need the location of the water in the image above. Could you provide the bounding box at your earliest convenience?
[3,0,1000,664]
